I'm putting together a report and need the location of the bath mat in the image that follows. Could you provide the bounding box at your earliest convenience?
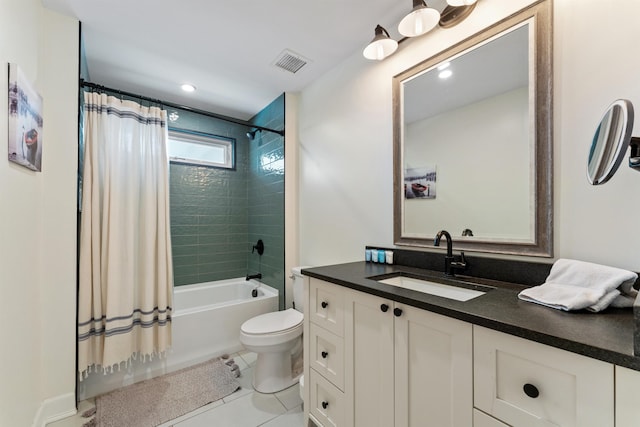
[83,356,240,427]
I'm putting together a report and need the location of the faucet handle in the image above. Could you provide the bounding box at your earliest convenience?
[450,251,467,270]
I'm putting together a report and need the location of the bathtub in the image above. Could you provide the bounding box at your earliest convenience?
[78,278,278,400]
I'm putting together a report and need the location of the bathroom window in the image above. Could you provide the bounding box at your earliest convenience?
[167,130,234,169]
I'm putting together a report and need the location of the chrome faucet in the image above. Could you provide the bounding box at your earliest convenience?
[434,230,467,276]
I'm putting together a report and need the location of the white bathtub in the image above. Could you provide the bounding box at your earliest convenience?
[77,278,278,400]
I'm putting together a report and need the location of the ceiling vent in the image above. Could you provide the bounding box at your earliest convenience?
[273,49,309,74]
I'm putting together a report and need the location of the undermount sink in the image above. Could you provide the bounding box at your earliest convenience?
[372,273,491,302]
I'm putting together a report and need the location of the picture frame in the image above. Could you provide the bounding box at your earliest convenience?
[404,166,436,199]
[8,63,43,171]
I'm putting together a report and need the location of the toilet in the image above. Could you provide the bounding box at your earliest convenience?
[239,267,306,393]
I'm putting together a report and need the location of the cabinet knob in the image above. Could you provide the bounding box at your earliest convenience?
[394,307,403,317]
[321,351,328,359]
[380,304,389,312]
[322,401,329,409]
[321,301,328,309]
[523,383,539,398]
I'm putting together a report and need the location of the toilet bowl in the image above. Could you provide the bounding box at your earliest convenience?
[239,267,307,394]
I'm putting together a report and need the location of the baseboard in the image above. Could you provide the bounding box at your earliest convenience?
[32,393,76,427]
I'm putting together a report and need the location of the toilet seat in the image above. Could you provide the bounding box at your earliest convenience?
[239,308,303,348]
[241,308,303,335]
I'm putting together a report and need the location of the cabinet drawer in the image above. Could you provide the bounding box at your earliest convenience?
[474,326,613,427]
[310,278,344,336]
[473,409,509,427]
[309,369,345,427]
[310,323,344,390]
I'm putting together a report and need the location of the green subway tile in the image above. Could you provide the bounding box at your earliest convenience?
[172,245,199,257]
[174,274,200,286]
[174,264,198,277]
[171,215,198,226]
[171,225,199,236]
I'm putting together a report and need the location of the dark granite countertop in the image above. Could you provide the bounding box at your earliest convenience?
[302,261,640,371]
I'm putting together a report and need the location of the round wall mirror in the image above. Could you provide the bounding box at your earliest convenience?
[587,99,635,185]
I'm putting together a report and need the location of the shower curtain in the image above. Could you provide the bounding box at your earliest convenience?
[78,92,173,379]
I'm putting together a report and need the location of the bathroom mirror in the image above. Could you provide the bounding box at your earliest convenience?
[393,1,553,257]
[587,99,637,185]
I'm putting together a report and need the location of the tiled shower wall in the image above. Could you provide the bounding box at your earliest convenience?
[248,94,286,309]
[169,97,285,308]
[168,109,250,285]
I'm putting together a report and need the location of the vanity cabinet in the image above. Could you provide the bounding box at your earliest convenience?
[303,277,623,427]
[304,278,473,427]
[615,366,640,427]
[474,326,614,427]
[344,289,473,427]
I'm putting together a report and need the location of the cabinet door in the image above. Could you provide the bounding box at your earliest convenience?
[344,289,394,427]
[394,304,472,427]
[616,365,640,427]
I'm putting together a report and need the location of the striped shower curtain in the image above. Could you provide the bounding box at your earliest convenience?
[78,92,173,379]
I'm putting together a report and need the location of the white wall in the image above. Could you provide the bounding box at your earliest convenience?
[0,1,79,425]
[298,0,640,272]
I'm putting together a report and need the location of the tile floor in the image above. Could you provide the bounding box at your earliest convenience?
[49,351,304,427]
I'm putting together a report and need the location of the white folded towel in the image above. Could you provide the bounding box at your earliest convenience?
[518,258,638,312]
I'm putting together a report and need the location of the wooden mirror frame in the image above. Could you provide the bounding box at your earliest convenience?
[392,0,553,257]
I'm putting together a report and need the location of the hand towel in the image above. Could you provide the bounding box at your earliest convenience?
[517,258,638,312]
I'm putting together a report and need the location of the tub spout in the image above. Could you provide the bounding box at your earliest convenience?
[246,273,262,281]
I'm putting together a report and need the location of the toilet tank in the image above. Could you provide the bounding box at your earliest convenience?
[291,266,307,313]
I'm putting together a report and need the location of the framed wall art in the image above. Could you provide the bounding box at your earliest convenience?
[8,63,43,171]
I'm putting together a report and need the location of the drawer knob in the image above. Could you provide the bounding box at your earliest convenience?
[394,307,403,317]
[523,383,540,398]
[321,301,329,309]
[380,304,389,312]
[321,351,328,359]
[322,401,329,409]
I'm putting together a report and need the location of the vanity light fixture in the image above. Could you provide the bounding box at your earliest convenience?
[398,0,440,38]
[363,25,398,60]
[180,83,196,92]
[363,2,477,60]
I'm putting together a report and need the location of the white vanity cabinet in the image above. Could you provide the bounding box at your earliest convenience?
[304,278,473,427]
[474,326,614,427]
[303,277,627,427]
[615,366,640,427]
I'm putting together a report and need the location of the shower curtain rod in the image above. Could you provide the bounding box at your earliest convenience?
[79,79,285,137]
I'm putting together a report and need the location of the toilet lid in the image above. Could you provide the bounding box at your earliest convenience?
[241,308,303,335]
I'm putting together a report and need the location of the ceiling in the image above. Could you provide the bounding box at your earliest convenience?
[42,0,451,121]
[404,23,529,123]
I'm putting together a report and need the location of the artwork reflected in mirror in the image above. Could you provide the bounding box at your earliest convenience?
[405,166,437,199]
[393,1,552,256]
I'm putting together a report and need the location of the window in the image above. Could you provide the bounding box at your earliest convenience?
[168,130,234,169]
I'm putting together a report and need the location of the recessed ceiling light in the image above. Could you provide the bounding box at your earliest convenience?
[181,84,196,92]
[437,62,451,71]
[439,69,453,79]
